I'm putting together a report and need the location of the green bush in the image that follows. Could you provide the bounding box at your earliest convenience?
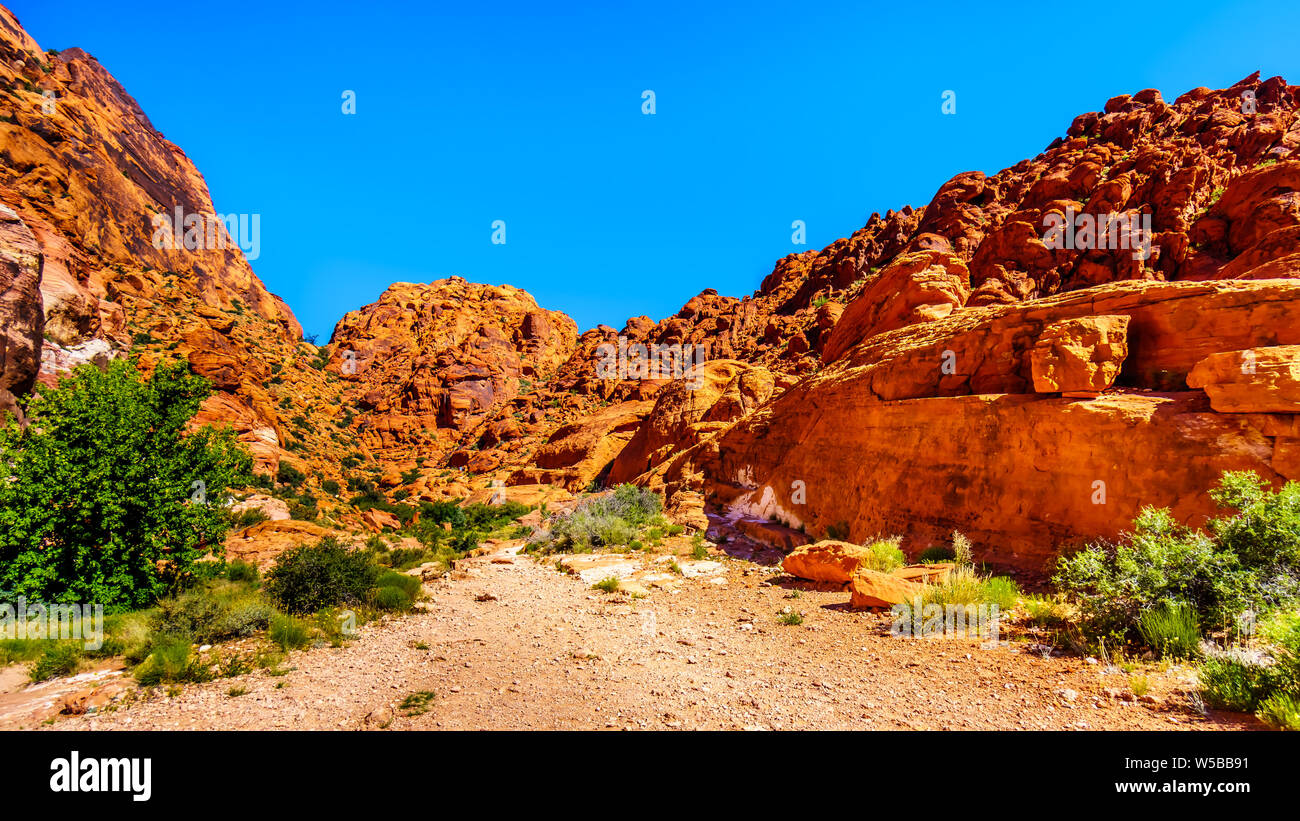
[29,643,83,682]
[536,485,664,552]
[862,538,905,572]
[0,359,250,608]
[268,613,311,650]
[375,571,421,599]
[918,545,956,563]
[134,637,211,686]
[1137,602,1201,659]
[226,560,260,584]
[370,586,412,611]
[982,576,1021,611]
[1199,655,1279,712]
[264,538,380,614]
[1258,692,1300,731]
[1054,505,1260,641]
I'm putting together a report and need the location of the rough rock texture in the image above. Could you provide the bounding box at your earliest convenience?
[0,202,42,420]
[0,6,310,477]
[782,541,876,584]
[605,360,774,485]
[848,567,923,609]
[1188,346,1300,412]
[1030,315,1130,395]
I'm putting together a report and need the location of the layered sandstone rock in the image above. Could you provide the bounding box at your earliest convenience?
[1030,315,1130,395]
[1188,346,1300,412]
[605,360,774,485]
[0,203,42,421]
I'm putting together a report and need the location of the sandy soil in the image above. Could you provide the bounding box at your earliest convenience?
[8,540,1258,732]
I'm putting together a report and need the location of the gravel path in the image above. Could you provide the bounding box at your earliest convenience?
[34,546,1258,731]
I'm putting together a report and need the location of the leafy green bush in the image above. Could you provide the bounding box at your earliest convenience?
[0,359,251,608]
[264,538,380,614]
[1054,505,1260,641]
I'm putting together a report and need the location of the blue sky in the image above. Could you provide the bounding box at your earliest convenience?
[10,0,1300,340]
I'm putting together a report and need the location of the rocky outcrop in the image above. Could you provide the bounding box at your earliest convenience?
[330,278,578,466]
[605,360,774,485]
[1188,346,1300,412]
[1030,315,1130,396]
[0,203,42,421]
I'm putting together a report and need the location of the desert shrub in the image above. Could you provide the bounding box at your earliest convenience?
[28,643,83,682]
[534,485,663,552]
[226,560,260,584]
[982,576,1021,611]
[919,545,955,564]
[230,508,270,531]
[264,538,380,614]
[1021,594,1069,629]
[134,637,211,685]
[369,586,412,611]
[151,591,228,642]
[951,531,974,566]
[922,565,987,608]
[1054,505,1258,641]
[1199,655,1280,712]
[0,359,250,608]
[1258,692,1300,730]
[1209,472,1300,602]
[375,570,421,599]
[269,613,312,650]
[592,576,621,593]
[1137,602,1201,659]
[862,537,904,572]
[321,479,340,495]
[0,638,47,666]
[276,462,306,488]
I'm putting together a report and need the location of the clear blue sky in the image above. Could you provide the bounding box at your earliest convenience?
[9,0,1300,340]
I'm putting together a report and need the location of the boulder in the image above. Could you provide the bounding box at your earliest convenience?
[849,567,924,609]
[782,540,875,584]
[1030,315,1130,395]
[1187,346,1300,412]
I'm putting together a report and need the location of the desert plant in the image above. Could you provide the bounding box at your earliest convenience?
[268,614,311,650]
[0,359,251,608]
[1137,602,1201,658]
[862,537,905,572]
[592,576,621,593]
[28,643,83,682]
[264,538,380,614]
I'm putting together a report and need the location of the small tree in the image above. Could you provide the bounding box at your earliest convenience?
[0,358,251,609]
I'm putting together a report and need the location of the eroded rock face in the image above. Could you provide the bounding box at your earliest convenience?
[1030,315,1130,395]
[606,360,774,485]
[329,278,578,465]
[1188,346,1300,412]
[822,250,970,364]
[0,6,309,477]
[0,203,42,421]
